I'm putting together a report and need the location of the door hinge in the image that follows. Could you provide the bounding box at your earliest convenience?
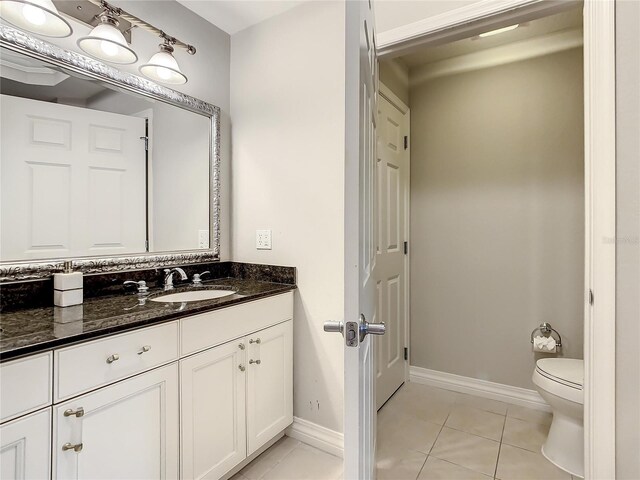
[145,240,149,251]
[589,289,594,305]
[403,136,408,150]
[140,136,149,151]
[403,241,408,255]
[404,347,408,361]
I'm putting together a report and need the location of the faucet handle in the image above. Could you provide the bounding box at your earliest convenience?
[123,280,149,295]
[192,271,211,285]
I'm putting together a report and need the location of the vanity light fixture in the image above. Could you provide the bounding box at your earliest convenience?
[0,0,72,37]
[479,24,519,38]
[139,36,188,85]
[77,10,137,64]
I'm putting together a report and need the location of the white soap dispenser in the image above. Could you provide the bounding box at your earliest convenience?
[53,261,83,307]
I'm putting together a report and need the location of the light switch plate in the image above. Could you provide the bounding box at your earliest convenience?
[256,229,272,250]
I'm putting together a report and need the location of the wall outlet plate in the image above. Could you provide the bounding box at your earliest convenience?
[256,229,272,250]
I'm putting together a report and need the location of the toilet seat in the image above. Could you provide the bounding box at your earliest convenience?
[533,358,584,405]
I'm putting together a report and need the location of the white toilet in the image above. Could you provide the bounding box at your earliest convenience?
[532,358,584,478]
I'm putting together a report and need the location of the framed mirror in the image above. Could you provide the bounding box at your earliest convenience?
[0,25,220,281]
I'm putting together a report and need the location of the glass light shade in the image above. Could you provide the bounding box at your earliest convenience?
[139,50,187,85]
[0,0,72,37]
[77,22,137,64]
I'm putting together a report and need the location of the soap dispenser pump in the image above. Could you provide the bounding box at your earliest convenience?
[53,261,83,307]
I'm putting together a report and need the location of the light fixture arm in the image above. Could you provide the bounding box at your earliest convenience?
[87,0,196,55]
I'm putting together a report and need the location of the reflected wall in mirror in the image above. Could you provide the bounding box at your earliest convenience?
[0,44,213,263]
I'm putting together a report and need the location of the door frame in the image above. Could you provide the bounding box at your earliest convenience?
[376,1,617,478]
[378,82,411,385]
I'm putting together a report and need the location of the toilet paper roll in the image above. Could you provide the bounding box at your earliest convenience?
[533,335,557,353]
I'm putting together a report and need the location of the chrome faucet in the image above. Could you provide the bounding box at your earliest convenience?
[163,268,187,290]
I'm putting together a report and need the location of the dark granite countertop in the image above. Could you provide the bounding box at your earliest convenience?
[0,277,296,361]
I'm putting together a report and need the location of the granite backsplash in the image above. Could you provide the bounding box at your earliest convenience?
[0,262,296,312]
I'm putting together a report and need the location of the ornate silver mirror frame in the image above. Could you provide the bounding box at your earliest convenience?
[0,25,220,282]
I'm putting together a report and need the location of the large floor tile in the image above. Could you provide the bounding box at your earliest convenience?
[506,405,552,426]
[430,427,500,477]
[239,436,300,480]
[378,408,442,455]
[455,393,509,416]
[445,405,505,441]
[418,456,492,479]
[385,384,455,425]
[502,416,550,453]
[496,444,572,480]
[261,443,342,480]
[376,447,427,480]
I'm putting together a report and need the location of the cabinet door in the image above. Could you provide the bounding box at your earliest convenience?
[247,320,293,455]
[54,363,179,480]
[0,408,51,480]
[181,340,247,480]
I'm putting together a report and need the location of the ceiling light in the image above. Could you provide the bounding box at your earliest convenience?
[0,0,72,37]
[479,24,519,38]
[77,13,137,64]
[139,40,187,85]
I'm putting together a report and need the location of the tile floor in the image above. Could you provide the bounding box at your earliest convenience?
[233,382,578,480]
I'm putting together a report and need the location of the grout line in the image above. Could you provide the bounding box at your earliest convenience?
[493,413,508,479]
[413,454,429,480]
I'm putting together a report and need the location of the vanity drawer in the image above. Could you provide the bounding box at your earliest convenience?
[181,292,293,356]
[54,321,179,402]
[0,352,52,423]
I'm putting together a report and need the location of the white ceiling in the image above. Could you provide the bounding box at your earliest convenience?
[398,8,583,68]
[176,1,306,35]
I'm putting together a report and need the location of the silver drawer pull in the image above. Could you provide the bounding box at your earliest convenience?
[249,359,261,365]
[106,354,120,364]
[64,407,84,418]
[62,442,83,452]
[249,338,261,344]
[138,345,151,355]
[238,364,246,372]
[238,343,245,350]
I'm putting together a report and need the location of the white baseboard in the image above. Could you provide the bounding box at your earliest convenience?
[285,417,344,458]
[410,366,551,412]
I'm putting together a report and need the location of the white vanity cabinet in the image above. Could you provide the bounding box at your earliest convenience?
[180,319,293,480]
[0,291,294,480]
[0,408,51,480]
[53,363,179,480]
[246,321,293,455]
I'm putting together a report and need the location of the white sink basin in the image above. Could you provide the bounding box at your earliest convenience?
[150,289,236,303]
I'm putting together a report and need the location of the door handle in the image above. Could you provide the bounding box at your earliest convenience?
[359,314,386,341]
[62,442,83,452]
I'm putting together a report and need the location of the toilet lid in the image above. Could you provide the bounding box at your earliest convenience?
[536,358,583,389]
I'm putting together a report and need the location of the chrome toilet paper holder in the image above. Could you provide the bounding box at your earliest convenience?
[530,322,562,347]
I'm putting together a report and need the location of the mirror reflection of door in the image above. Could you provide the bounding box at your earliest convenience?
[1,94,146,260]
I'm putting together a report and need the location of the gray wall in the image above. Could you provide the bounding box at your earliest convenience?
[409,48,585,389]
[380,59,409,105]
[615,1,640,478]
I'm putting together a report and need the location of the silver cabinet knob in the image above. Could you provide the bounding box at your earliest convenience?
[106,354,120,364]
[63,407,84,418]
[138,345,151,355]
[62,442,83,452]
[238,365,246,372]
[249,338,261,344]
[249,359,261,365]
[238,343,245,350]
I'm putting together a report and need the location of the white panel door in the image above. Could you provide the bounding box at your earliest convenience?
[0,408,51,480]
[0,94,146,261]
[53,363,179,480]
[375,92,409,409]
[341,1,383,479]
[246,321,293,455]
[180,340,247,480]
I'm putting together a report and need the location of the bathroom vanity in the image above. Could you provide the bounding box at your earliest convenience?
[0,274,295,480]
